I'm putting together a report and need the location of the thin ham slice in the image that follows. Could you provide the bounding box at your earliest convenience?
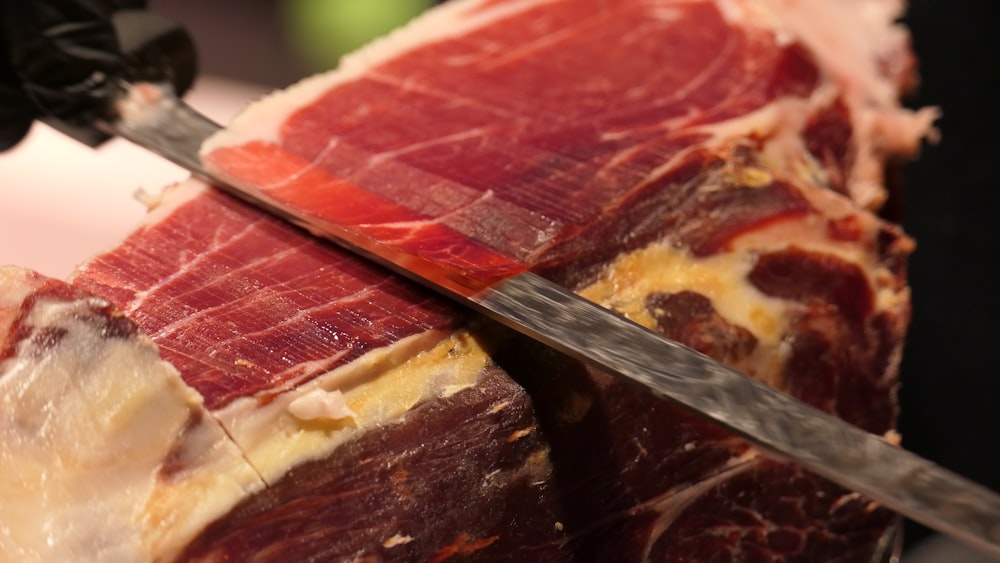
[0,0,929,560]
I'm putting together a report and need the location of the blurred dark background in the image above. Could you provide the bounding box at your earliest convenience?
[151,0,999,556]
[149,0,304,87]
[900,0,1000,552]
[148,0,438,86]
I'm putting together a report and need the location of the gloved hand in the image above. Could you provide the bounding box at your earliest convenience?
[0,0,195,151]
[0,42,34,151]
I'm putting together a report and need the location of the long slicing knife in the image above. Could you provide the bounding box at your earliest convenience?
[97,81,1000,560]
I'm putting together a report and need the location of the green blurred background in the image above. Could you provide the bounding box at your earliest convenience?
[285,0,434,71]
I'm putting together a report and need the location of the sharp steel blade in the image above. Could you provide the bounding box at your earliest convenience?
[104,84,1000,559]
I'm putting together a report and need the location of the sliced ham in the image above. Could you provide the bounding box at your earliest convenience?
[0,0,929,560]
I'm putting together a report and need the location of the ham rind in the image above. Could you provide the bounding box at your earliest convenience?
[1,0,924,560]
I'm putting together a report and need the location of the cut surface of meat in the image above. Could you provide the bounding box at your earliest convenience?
[1,0,928,560]
[0,267,263,562]
[58,163,905,560]
[72,181,485,486]
[74,181,461,412]
[202,0,931,290]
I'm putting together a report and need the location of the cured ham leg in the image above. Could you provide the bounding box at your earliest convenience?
[0,0,931,560]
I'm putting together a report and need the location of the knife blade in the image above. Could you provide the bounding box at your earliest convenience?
[102,82,1000,559]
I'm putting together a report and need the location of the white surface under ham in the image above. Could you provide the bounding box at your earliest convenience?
[0,77,268,279]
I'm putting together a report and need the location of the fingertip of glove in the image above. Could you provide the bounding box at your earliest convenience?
[0,97,37,151]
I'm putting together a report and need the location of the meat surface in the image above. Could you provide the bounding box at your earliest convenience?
[203,0,932,289]
[0,267,262,561]
[0,0,930,561]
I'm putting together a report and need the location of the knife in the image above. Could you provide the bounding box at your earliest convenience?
[99,80,1000,560]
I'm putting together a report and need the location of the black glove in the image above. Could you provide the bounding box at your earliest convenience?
[0,38,34,151]
[0,0,196,151]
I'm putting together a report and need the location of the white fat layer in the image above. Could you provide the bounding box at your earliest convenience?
[718,0,937,208]
[694,88,837,182]
[215,329,490,485]
[131,179,205,230]
[0,269,263,563]
[383,533,415,548]
[0,267,35,335]
[722,0,910,108]
[202,0,547,153]
[578,242,792,388]
[203,0,934,213]
[579,243,789,346]
[579,213,909,391]
[640,447,759,561]
[288,388,355,421]
[683,88,912,322]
